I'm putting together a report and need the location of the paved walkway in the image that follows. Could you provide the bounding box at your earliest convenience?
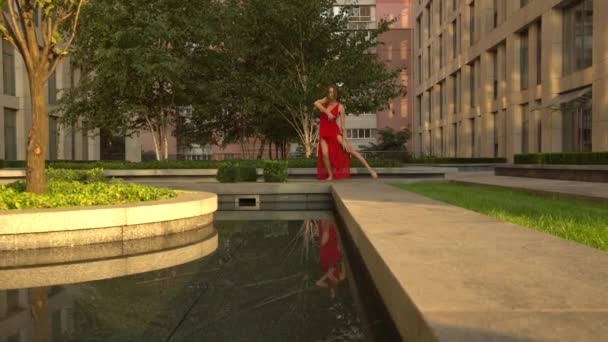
[332,181,608,341]
[447,171,608,201]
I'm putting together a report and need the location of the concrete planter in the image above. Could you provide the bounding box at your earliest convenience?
[0,192,217,250]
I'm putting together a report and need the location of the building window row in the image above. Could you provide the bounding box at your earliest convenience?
[346,128,376,139]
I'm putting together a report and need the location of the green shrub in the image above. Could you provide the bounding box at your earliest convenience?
[263,160,288,182]
[216,162,258,183]
[514,152,608,165]
[0,180,177,210]
[45,167,106,183]
[413,157,507,164]
[0,159,3,169]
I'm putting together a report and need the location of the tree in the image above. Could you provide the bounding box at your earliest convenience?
[214,0,403,158]
[59,0,220,160]
[361,127,411,160]
[0,0,86,193]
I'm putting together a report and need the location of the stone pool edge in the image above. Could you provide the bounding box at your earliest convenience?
[0,192,218,250]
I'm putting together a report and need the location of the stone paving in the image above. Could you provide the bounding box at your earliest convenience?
[332,181,608,341]
[447,171,608,201]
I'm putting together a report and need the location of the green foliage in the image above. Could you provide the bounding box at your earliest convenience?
[514,152,608,165]
[0,180,177,210]
[361,127,412,161]
[58,0,221,159]
[216,162,258,183]
[413,157,507,164]
[0,159,3,169]
[263,160,288,183]
[45,167,106,183]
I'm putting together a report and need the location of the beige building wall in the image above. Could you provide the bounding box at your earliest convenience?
[413,0,606,162]
[0,43,98,162]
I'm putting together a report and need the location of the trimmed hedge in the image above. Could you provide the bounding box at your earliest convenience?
[515,152,608,165]
[46,167,106,183]
[0,179,177,210]
[216,162,258,183]
[414,157,507,164]
[263,160,288,183]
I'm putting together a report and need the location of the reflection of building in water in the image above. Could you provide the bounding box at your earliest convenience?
[0,287,74,342]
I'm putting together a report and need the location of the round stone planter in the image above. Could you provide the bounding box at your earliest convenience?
[0,192,217,250]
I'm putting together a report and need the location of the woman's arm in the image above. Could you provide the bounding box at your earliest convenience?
[314,97,335,120]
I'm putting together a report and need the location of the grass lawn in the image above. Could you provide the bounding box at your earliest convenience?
[395,182,608,252]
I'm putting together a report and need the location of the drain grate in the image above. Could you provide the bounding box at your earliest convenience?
[234,195,260,210]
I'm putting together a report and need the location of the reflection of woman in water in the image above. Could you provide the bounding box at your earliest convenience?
[315,219,346,299]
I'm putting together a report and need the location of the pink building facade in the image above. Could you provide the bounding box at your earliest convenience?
[375,0,414,145]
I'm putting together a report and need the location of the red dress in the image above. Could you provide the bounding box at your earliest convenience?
[317,219,342,280]
[317,103,351,180]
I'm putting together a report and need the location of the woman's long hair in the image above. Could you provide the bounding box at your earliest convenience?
[326,84,339,102]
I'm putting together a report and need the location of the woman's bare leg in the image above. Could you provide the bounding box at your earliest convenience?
[320,139,333,180]
[337,136,378,179]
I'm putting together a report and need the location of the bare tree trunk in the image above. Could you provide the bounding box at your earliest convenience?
[162,123,169,160]
[257,137,266,159]
[268,142,272,160]
[26,78,47,193]
[29,287,50,342]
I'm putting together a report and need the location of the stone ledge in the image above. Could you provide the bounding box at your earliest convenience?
[496,165,608,183]
[331,182,608,341]
[0,192,217,235]
[0,229,218,290]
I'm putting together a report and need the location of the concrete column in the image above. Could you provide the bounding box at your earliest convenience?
[505,35,517,161]
[592,0,608,151]
[544,9,563,153]
[125,134,142,162]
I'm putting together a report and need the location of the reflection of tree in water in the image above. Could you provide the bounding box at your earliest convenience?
[66,220,362,341]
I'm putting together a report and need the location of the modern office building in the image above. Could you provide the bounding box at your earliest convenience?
[0,42,99,162]
[413,0,606,161]
[336,0,414,150]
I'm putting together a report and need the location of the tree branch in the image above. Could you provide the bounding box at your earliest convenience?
[4,0,33,69]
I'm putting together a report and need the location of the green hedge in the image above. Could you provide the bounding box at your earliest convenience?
[413,157,507,164]
[216,162,258,183]
[46,167,106,183]
[0,179,177,210]
[263,160,288,183]
[515,152,608,165]
[0,158,402,170]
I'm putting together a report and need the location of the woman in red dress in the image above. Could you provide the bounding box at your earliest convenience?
[315,219,345,300]
[314,85,378,181]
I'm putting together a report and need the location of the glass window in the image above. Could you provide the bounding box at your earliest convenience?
[49,116,58,160]
[470,118,475,157]
[439,34,443,68]
[536,21,542,85]
[429,129,434,155]
[493,0,498,28]
[48,71,57,104]
[416,16,422,48]
[428,90,432,122]
[3,108,17,160]
[453,122,458,157]
[470,62,476,108]
[493,112,499,157]
[521,104,529,153]
[347,129,352,138]
[520,30,529,90]
[439,0,444,25]
[440,127,444,156]
[427,45,431,77]
[387,44,393,61]
[562,97,592,152]
[439,81,444,119]
[452,20,457,58]
[400,40,407,61]
[469,2,475,45]
[563,0,593,75]
[358,128,365,138]
[3,41,15,96]
[492,50,498,99]
[417,95,422,125]
[521,0,529,7]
